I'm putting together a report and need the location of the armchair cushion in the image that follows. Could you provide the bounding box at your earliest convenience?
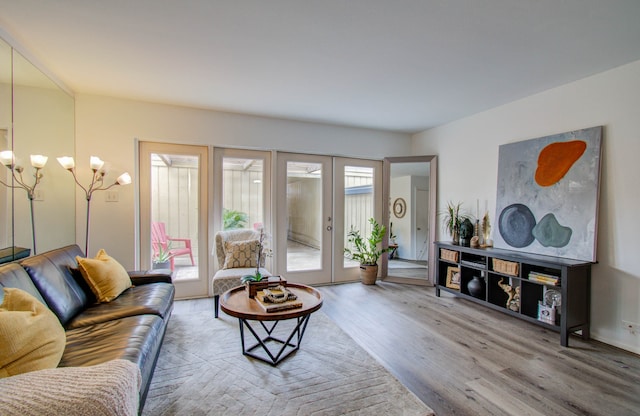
[223,239,260,269]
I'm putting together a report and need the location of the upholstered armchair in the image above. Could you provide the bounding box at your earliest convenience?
[212,229,271,318]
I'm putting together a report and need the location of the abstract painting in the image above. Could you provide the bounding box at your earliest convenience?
[494,126,602,262]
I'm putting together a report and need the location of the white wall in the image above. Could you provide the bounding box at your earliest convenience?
[75,94,411,269]
[412,59,640,354]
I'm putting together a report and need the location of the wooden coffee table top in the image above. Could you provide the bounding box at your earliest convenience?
[220,283,323,321]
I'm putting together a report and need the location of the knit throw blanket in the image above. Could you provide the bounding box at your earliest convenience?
[0,359,141,416]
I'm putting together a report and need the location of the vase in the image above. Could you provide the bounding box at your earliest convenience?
[467,275,485,299]
[452,229,460,245]
[360,264,378,285]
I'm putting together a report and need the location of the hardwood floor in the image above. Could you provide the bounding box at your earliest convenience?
[318,281,640,416]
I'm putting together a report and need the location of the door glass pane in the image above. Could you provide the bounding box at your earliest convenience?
[343,166,375,268]
[150,153,199,281]
[222,157,264,230]
[286,161,322,271]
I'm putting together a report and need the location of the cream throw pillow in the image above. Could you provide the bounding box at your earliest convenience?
[0,288,66,378]
[76,249,132,303]
[223,239,260,269]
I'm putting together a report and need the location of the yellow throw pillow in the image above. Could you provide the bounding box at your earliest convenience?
[0,287,66,378]
[76,249,132,303]
[223,239,259,269]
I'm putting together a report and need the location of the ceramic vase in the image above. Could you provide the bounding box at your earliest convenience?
[467,275,485,299]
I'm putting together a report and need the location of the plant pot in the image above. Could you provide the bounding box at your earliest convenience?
[152,261,170,270]
[359,264,378,285]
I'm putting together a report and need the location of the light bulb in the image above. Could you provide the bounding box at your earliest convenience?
[57,156,75,169]
[116,172,132,185]
[90,156,104,170]
[0,150,15,166]
[30,155,48,168]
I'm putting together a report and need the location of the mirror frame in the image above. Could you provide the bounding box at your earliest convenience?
[381,155,437,285]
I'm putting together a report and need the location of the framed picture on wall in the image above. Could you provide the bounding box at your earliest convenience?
[446,266,461,290]
[494,126,602,262]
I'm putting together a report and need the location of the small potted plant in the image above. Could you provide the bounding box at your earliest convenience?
[441,201,470,245]
[152,244,172,269]
[344,218,388,285]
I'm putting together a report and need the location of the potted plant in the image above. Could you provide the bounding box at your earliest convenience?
[152,244,172,269]
[223,208,249,230]
[441,201,470,245]
[344,218,388,285]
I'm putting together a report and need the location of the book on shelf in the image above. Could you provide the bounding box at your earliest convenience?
[461,260,485,268]
[255,289,303,313]
[528,272,560,285]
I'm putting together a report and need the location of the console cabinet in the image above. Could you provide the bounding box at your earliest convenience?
[435,242,591,347]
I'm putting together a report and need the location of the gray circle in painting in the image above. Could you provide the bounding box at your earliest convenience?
[498,203,536,248]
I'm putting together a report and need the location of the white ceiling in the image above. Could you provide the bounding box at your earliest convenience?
[1,0,639,134]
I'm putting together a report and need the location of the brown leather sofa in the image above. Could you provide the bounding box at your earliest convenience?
[0,244,174,411]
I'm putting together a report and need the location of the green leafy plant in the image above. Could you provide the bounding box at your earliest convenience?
[153,243,172,264]
[441,201,471,237]
[223,208,249,230]
[344,218,388,266]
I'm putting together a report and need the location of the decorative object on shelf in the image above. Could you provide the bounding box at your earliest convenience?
[459,218,474,247]
[497,277,520,310]
[0,151,48,254]
[538,301,556,324]
[470,236,479,248]
[445,266,461,290]
[440,248,459,263]
[492,258,519,276]
[467,274,485,298]
[482,211,492,247]
[509,286,521,312]
[544,288,562,308]
[344,217,388,285]
[392,198,406,218]
[57,156,132,255]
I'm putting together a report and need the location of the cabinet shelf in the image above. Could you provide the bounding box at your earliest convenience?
[435,242,591,347]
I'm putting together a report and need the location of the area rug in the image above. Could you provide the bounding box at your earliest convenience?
[143,299,434,415]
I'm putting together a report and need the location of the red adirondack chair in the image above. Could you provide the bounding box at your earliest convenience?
[151,222,195,270]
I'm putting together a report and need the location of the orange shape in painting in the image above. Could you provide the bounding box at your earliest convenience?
[535,140,587,187]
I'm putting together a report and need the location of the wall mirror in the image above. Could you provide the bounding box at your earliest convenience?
[382,156,437,285]
[0,35,75,258]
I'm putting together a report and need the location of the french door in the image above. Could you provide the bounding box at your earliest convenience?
[139,142,209,299]
[276,152,382,285]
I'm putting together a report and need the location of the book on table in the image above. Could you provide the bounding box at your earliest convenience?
[255,288,303,312]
